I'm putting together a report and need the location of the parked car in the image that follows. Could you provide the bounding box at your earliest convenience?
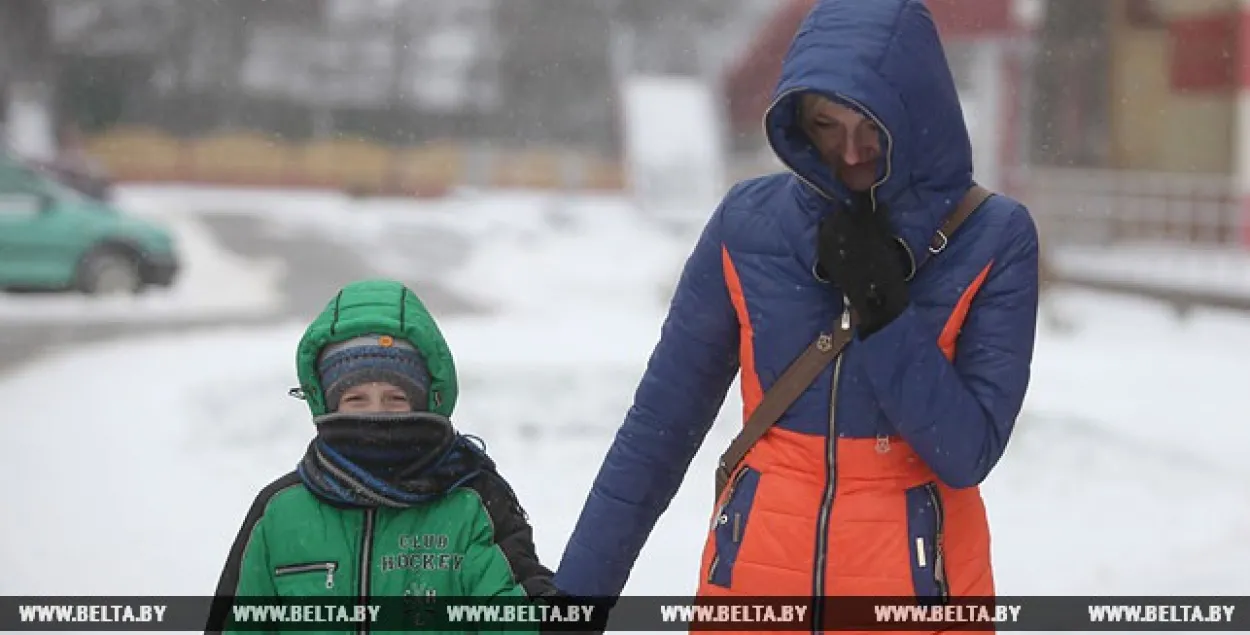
[0,149,179,295]
[26,154,114,203]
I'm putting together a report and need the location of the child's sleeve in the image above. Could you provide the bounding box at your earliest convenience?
[461,469,556,599]
[221,519,279,596]
[205,483,285,635]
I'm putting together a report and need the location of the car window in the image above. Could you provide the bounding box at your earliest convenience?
[0,191,44,220]
[32,171,88,203]
[0,162,53,218]
[0,162,87,206]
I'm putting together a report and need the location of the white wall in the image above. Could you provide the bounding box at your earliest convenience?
[4,81,55,161]
[620,74,727,229]
[953,39,1008,192]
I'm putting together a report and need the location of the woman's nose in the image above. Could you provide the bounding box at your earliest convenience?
[842,141,867,166]
[842,137,880,167]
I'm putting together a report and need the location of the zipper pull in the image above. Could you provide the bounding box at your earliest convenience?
[325,563,336,589]
[840,296,851,331]
[732,512,742,543]
[916,537,927,568]
[875,435,891,454]
[713,512,728,532]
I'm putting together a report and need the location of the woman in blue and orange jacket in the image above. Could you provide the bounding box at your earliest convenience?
[551,0,1040,633]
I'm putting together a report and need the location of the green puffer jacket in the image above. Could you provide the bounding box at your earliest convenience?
[207,279,555,635]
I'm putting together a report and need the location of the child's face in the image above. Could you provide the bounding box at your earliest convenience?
[337,382,414,414]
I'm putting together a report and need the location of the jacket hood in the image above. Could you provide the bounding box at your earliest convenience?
[296,279,458,417]
[764,0,973,270]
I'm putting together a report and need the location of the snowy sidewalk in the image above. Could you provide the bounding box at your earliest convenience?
[0,293,1247,601]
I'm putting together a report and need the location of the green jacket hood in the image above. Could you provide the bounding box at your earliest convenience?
[296,279,457,417]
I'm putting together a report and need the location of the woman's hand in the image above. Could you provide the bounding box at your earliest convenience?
[816,197,911,337]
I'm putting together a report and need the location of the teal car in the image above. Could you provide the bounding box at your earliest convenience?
[0,151,179,295]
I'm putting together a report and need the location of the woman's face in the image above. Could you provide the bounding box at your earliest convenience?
[337,381,413,413]
[799,94,883,193]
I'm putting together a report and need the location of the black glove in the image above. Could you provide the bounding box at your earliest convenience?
[815,196,911,337]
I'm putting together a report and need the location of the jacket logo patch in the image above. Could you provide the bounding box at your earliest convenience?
[398,533,449,550]
[380,552,464,572]
[381,533,463,572]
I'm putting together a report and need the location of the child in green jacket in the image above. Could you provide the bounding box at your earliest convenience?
[207,278,556,634]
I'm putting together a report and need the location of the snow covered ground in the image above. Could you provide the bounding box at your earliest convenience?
[0,184,691,327]
[1,186,1249,616]
[115,184,693,317]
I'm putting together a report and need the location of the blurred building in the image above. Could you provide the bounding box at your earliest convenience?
[721,0,1250,247]
[13,0,1250,248]
[1106,0,1239,174]
[1035,0,1250,246]
[21,0,775,194]
[49,0,502,141]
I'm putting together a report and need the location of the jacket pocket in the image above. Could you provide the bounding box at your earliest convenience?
[273,560,339,593]
[905,483,950,602]
[707,466,762,589]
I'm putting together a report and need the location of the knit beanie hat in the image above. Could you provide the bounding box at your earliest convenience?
[317,334,432,412]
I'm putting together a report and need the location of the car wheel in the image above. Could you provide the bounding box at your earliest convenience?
[76,248,143,296]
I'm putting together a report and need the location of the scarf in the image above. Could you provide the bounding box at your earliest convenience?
[296,411,492,509]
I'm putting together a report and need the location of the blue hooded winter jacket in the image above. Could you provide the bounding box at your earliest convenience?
[555,0,1039,607]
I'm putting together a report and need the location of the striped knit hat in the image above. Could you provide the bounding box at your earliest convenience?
[316,334,432,412]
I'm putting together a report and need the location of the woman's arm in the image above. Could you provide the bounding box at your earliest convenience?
[857,203,1040,488]
[553,193,743,598]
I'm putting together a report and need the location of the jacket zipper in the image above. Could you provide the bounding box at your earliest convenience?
[811,303,851,635]
[273,562,337,589]
[357,509,376,635]
[761,85,900,634]
[707,468,751,583]
[925,483,951,600]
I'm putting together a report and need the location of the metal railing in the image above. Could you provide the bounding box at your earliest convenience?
[1011,167,1250,314]
[1012,167,1242,247]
